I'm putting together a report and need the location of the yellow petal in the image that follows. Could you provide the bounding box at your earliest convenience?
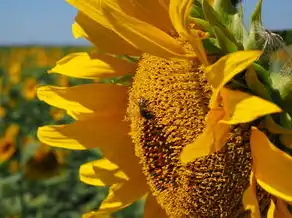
[242,172,261,218]
[37,84,128,116]
[144,193,167,218]
[276,200,292,218]
[204,50,262,108]
[79,159,129,186]
[181,108,230,164]
[113,0,173,33]
[169,0,208,65]
[220,88,282,124]
[245,66,271,100]
[37,115,130,151]
[251,127,292,202]
[267,199,292,218]
[67,0,112,28]
[83,213,112,218]
[74,12,142,56]
[267,200,277,218]
[48,52,137,79]
[102,2,189,59]
[83,181,148,215]
[5,124,20,138]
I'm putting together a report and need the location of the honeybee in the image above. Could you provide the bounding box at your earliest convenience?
[138,97,153,120]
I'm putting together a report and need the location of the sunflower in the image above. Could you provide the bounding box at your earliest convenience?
[37,0,292,217]
[0,124,19,163]
[21,137,68,179]
[22,77,38,100]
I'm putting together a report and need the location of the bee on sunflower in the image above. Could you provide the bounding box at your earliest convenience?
[37,0,292,217]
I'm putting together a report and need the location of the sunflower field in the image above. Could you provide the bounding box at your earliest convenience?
[0,47,143,218]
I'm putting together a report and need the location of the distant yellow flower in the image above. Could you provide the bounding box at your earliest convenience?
[37,0,291,217]
[0,106,6,118]
[8,62,21,84]
[0,124,19,163]
[8,160,19,173]
[22,78,38,100]
[50,108,66,121]
[23,143,67,180]
[56,75,69,87]
[36,49,49,67]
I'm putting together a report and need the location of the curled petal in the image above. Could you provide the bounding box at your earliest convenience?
[83,181,148,216]
[242,172,261,218]
[79,159,129,186]
[169,0,208,64]
[251,127,292,202]
[221,88,282,125]
[204,50,262,108]
[181,108,230,164]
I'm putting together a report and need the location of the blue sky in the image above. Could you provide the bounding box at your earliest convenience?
[0,0,291,45]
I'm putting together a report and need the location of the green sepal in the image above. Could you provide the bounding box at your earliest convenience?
[213,26,238,53]
[268,46,292,114]
[213,0,247,44]
[189,17,214,35]
[280,112,292,129]
[245,67,271,101]
[191,1,204,19]
[252,62,272,86]
[278,84,292,117]
[202,0,243,52]
[202,37,222,54]
[245,0,264,50]
[264,115,292,135]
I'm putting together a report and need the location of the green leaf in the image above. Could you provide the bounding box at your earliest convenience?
[245,67,271,100]
[245,0,264,50]
[202,38,222,54]
[202,0,242,53]
[21,142,40,166]
[213,26,238,53]
[191,1,204,19]
[189,17,214,35]
[213,0,247,45]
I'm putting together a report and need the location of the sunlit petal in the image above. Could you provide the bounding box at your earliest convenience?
[169,0,208,64]
[181,108,230,163]
[205,50,262,108]
[37,84,128,116]
[221,88,282,124]
[251,127,292,202]
[143,193,167,218]
[49,52,137,79]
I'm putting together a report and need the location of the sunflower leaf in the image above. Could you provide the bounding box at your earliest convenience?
[213,0,247,45]
[190,17,214,35]
[213,26,238,53]
[202,38,222,54]
[202,0,242,52]
[245,0,264,50]
[191,1,204,19]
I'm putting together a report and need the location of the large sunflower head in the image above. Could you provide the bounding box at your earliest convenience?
[38,0,292,217]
